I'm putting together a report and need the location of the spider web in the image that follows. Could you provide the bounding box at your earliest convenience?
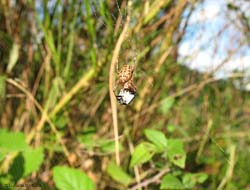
[91,0,139,68]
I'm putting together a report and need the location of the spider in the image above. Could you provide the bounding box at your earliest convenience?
[115,64,137,105]
[118,64,134,85]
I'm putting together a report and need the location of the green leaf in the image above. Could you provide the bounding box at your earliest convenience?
[160,174,184,189]
[144,129,167,151]
[167,124,176,133]
[9,147,44,181]
[0,129,27,152]
[54,115,68,129]
[182,173,208,188]
[107,161,132,186]
[0,151,5,162]
[79,133,96,149]
[45,77,63,111]
[9,153,25,182]
[99,139,124,153]
[196,172,208,183]
[167,139,186,168]
[130,142,156,168]
[53,166,95,190]
[22,147,44,176]
[159,98,175,114]
[7,42,19,73]
[0,173,13,186]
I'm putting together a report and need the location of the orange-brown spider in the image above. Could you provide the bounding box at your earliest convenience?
[115,64,137,105]
[117,64,136,92]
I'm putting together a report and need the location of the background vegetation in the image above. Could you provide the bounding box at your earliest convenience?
[0,0,249,189]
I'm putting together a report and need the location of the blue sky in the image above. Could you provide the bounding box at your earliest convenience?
[178,0,250,84]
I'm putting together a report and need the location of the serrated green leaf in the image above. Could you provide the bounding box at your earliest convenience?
[182,172,208,188]
[53,166,95,190]
[0,129,27,152]
[167,139,186,168]
[22,147,44,176]
[160,174,184,189]
[144,129,167,151]
[107,161,132,186]
[159,98,175,114]
[130,142,156,168]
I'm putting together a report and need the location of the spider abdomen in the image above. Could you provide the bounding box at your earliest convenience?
[118,64,134,84]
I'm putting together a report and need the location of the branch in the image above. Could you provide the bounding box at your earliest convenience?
[130,167,170,190]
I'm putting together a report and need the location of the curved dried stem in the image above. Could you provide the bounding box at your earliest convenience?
[109,1,132,165]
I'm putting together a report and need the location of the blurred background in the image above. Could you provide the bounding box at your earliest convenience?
[0,0,249,189]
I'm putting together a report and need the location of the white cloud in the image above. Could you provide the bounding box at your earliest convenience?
[188,1,221,24]
[179,0,250,86]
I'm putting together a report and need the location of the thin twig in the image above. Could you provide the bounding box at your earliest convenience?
[217,145,236,190]
[109,1,132,165]
[130,167,170,190]
[195,119,213,162]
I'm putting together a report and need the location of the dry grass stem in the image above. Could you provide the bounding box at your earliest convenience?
[109,1,132,165]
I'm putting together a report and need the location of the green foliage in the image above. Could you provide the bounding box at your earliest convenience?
[159,98,175,114]
[9,147,44,181]
[167,139,186,168]
[79,130,96,149]
[0,129,44,183]
[160,172,208,189]
[53,166,95,190]
[54,114,68,129]
[130,142,156,168]
[79,131,124,153]
[107,161,132,186]
[131,129,186,169]
[21,147,44,177]
[182,172,208,188]
[99,139,124,153]
[9,154,25,182]
[160,174,184,189]
[144,129,167,151]
[166,124,176,133]
[0,152,5,162]
[0,129,27,152]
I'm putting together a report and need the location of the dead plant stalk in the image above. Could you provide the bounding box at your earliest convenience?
[109,1,132,165]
